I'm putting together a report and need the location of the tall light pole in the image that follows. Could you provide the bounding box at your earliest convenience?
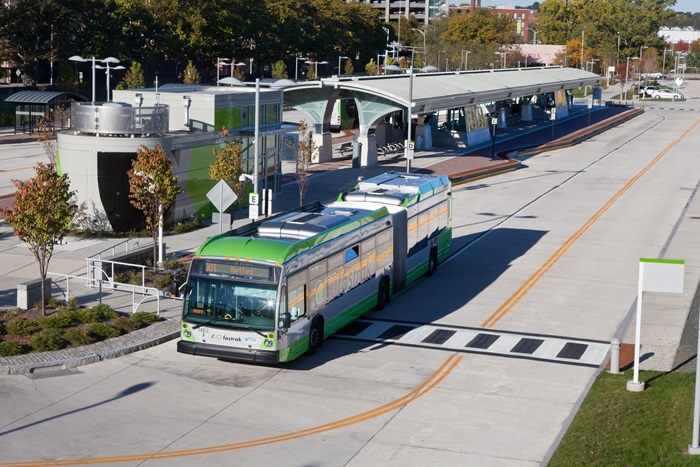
[527,28,540,45]
[495,51,507,69]
[581,26,586,70]
[295,56,308,80]
[95,58,124,102]
[625,56,639,102]
[69,55,123,102]
[413,28,426,67]
[461,50,470,70]
[617,32,621,67]
[216,57,230,86]
[304,60,328,79]
[232,62,246,77]
[338,56,349,75]
[405,66,414,173]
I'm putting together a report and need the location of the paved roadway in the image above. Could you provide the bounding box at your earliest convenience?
[2,83,700,466]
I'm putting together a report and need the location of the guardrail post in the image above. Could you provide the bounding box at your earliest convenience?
[609,338,621,374]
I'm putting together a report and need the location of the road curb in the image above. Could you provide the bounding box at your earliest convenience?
[0,318,180,375]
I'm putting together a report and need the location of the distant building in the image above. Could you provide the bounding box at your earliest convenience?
[449,3,537,44]
[658,26,700,45]
[351,0,450,25]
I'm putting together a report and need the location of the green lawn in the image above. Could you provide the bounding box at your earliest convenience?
[549,369,700,466]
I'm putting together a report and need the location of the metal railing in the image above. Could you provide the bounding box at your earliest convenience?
[48,271,164,315]
[71,102,169,136]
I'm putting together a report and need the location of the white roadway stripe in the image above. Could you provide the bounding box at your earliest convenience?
[336,319,610,366]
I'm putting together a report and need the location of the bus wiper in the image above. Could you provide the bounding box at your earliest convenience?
[193,316,227,329]
[238,326,266,337]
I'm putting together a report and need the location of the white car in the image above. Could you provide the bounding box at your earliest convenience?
[651,89,683,100]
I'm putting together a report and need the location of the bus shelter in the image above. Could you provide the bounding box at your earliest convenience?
[4,90,88,134]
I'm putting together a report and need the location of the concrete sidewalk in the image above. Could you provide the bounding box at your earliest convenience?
[0,102,644,374]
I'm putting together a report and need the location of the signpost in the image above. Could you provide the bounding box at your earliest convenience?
[490,117,498,159]
[206,180,237,233]
[628,258,684,392]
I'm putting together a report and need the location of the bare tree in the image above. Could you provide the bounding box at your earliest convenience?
[287,119,317,206]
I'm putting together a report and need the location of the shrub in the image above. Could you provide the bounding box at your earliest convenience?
[0,340,26,356]
[39,310,82,328]
[66,297,80,309]
[46,297,60,308]
[30,329,67,351]
[155,274,173,289]
[111,316,142,333]
[86,322,120,340]
[131,312,160,325]
[6,318,40,337]
[90,304,119,321]
[64,329,96,345]
[0,322,5,336]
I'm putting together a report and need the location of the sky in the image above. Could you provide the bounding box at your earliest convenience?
[475,1,698,13]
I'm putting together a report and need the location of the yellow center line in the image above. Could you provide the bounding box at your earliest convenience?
[1,355,463,466]
[481,116,700,329]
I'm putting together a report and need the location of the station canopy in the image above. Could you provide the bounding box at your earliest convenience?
[286,66,602,116]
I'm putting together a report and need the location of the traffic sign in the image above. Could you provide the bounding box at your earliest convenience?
[206,180,237,212]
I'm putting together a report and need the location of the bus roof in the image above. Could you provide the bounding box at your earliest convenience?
[195,204,390,264]
[340,172,450,207]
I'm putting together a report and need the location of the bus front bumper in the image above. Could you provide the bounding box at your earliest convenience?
[177,340,279,364]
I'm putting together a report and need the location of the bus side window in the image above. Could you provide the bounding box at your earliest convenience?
[288,285,305,321]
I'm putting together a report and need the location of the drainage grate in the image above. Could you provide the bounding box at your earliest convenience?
[26,367,84,380]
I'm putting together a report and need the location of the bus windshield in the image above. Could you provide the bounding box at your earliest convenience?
[183,259,280,331]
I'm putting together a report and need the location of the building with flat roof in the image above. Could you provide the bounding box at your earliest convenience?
[351,0,450,24]
[56,83,287,232]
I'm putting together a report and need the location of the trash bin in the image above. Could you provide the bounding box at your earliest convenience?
[352,141,362,168]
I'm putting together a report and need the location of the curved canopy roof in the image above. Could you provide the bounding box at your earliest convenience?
[4,90,88,104]
[288,66,602,115]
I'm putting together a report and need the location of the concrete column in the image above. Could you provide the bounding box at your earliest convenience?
[357,124,378,167]
[520,103,533,121]
[415,121,432,150]
[311,123,332,163]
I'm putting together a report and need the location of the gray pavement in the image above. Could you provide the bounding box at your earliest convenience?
[1,85,693,377]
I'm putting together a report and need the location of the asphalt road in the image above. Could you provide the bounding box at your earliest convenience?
[2,85,700,466]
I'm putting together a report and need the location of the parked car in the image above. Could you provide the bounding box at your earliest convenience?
[651,89,683,100]
[639,85,660,97]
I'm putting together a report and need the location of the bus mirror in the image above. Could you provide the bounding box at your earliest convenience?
[281,312,292,329]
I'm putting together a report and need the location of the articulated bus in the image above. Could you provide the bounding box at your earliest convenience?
[177,172,452,363]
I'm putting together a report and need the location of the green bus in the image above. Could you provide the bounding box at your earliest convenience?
[177,172,452,363]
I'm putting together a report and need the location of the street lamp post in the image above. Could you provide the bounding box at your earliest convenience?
[527,28,540,45]
[581,26,586,70]
[617,32,621,67]
[295,56,308,80]
[69,55,124,102]
[304,60,328,79]
[232,62,246,77]
[461,50,471,70]
[413,28,426,67]
[95,58,125,102]
[405,66,414,173]
[216,58,230,86]
[495,51,507,69]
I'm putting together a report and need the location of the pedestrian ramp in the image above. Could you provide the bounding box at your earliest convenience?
[333,318,610,368]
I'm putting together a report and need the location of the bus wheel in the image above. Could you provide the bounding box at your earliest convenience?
[427,249,438,276]
[376,277,390,311]
[306,319,323,356]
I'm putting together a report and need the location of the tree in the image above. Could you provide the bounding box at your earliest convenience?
[344,58,354,75]
[123,61,145,89]
[183,60,201,84]
[127,143,183,265]
[288,120,316,206]
[271,60,288,78]
[365,58,377,76]
[443,8,518,46]
[1,163,78,316]
[209,127,249,223]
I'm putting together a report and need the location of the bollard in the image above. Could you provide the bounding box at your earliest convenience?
[609,338,621,374]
